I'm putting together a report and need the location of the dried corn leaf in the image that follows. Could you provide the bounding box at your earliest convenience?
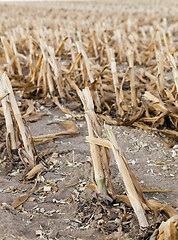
[33,120,79,143]
[148,199,177,218]
[24,163,44,180]
[157,215,178,240]
[58,179,79,190]
[23,99,45,122]
[11,172,40,208]
[143,91,167,113]
[52,96,83,120]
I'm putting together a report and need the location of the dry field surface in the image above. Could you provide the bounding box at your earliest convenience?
[0,1,178,239]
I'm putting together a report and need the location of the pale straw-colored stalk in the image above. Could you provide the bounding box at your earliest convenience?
[155,49,164,94]
[76,41,95,84]
[42,59,47,96]
[167,53,178,94]
[10,31,22,75]
[104,125,149,228]
[115,29,123,62]
[156,30,164,54]
[103,32,111,62]
[78,87,107,194]
[29,36,34,76]
[109,48,121,115]
[46,61,55,96]
[48,46,65,98]
[1,73,34,168]
[89,28,98,58]
[127,50,137,107]
[0,76,17,150]
[76,41,101,111]
[1,37,14,75]
[86,126,149,228]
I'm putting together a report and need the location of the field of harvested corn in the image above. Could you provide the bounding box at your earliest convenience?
[0,1,178,239]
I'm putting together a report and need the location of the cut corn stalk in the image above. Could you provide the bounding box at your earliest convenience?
[1,37,15,75]
[10,32,22,75]
[0,79,16,150]
[86,126,149,228]
[76,41,94,84]
[76,41,101,112]
[109,48,121,115]
[167,53,178,94]
[46,61,55,96]
[48,46,65,98]
[104,124,149,228]
[1,73,35,168]
[155,48,164,94]
[78,87,107,194]
[127,50,137,108]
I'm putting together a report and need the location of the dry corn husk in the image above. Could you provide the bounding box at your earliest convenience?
[11,172,41,208]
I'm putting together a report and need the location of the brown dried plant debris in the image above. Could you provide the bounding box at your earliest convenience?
[0,1,178,240]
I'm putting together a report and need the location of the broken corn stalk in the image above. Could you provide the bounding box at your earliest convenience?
[0,78,16,150]
[1,73,35,168]
[167,53,178,94]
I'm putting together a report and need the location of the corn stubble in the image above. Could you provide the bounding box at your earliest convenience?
[0,0,178,238]
[0,73,36,168]
[78,87,116,196]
